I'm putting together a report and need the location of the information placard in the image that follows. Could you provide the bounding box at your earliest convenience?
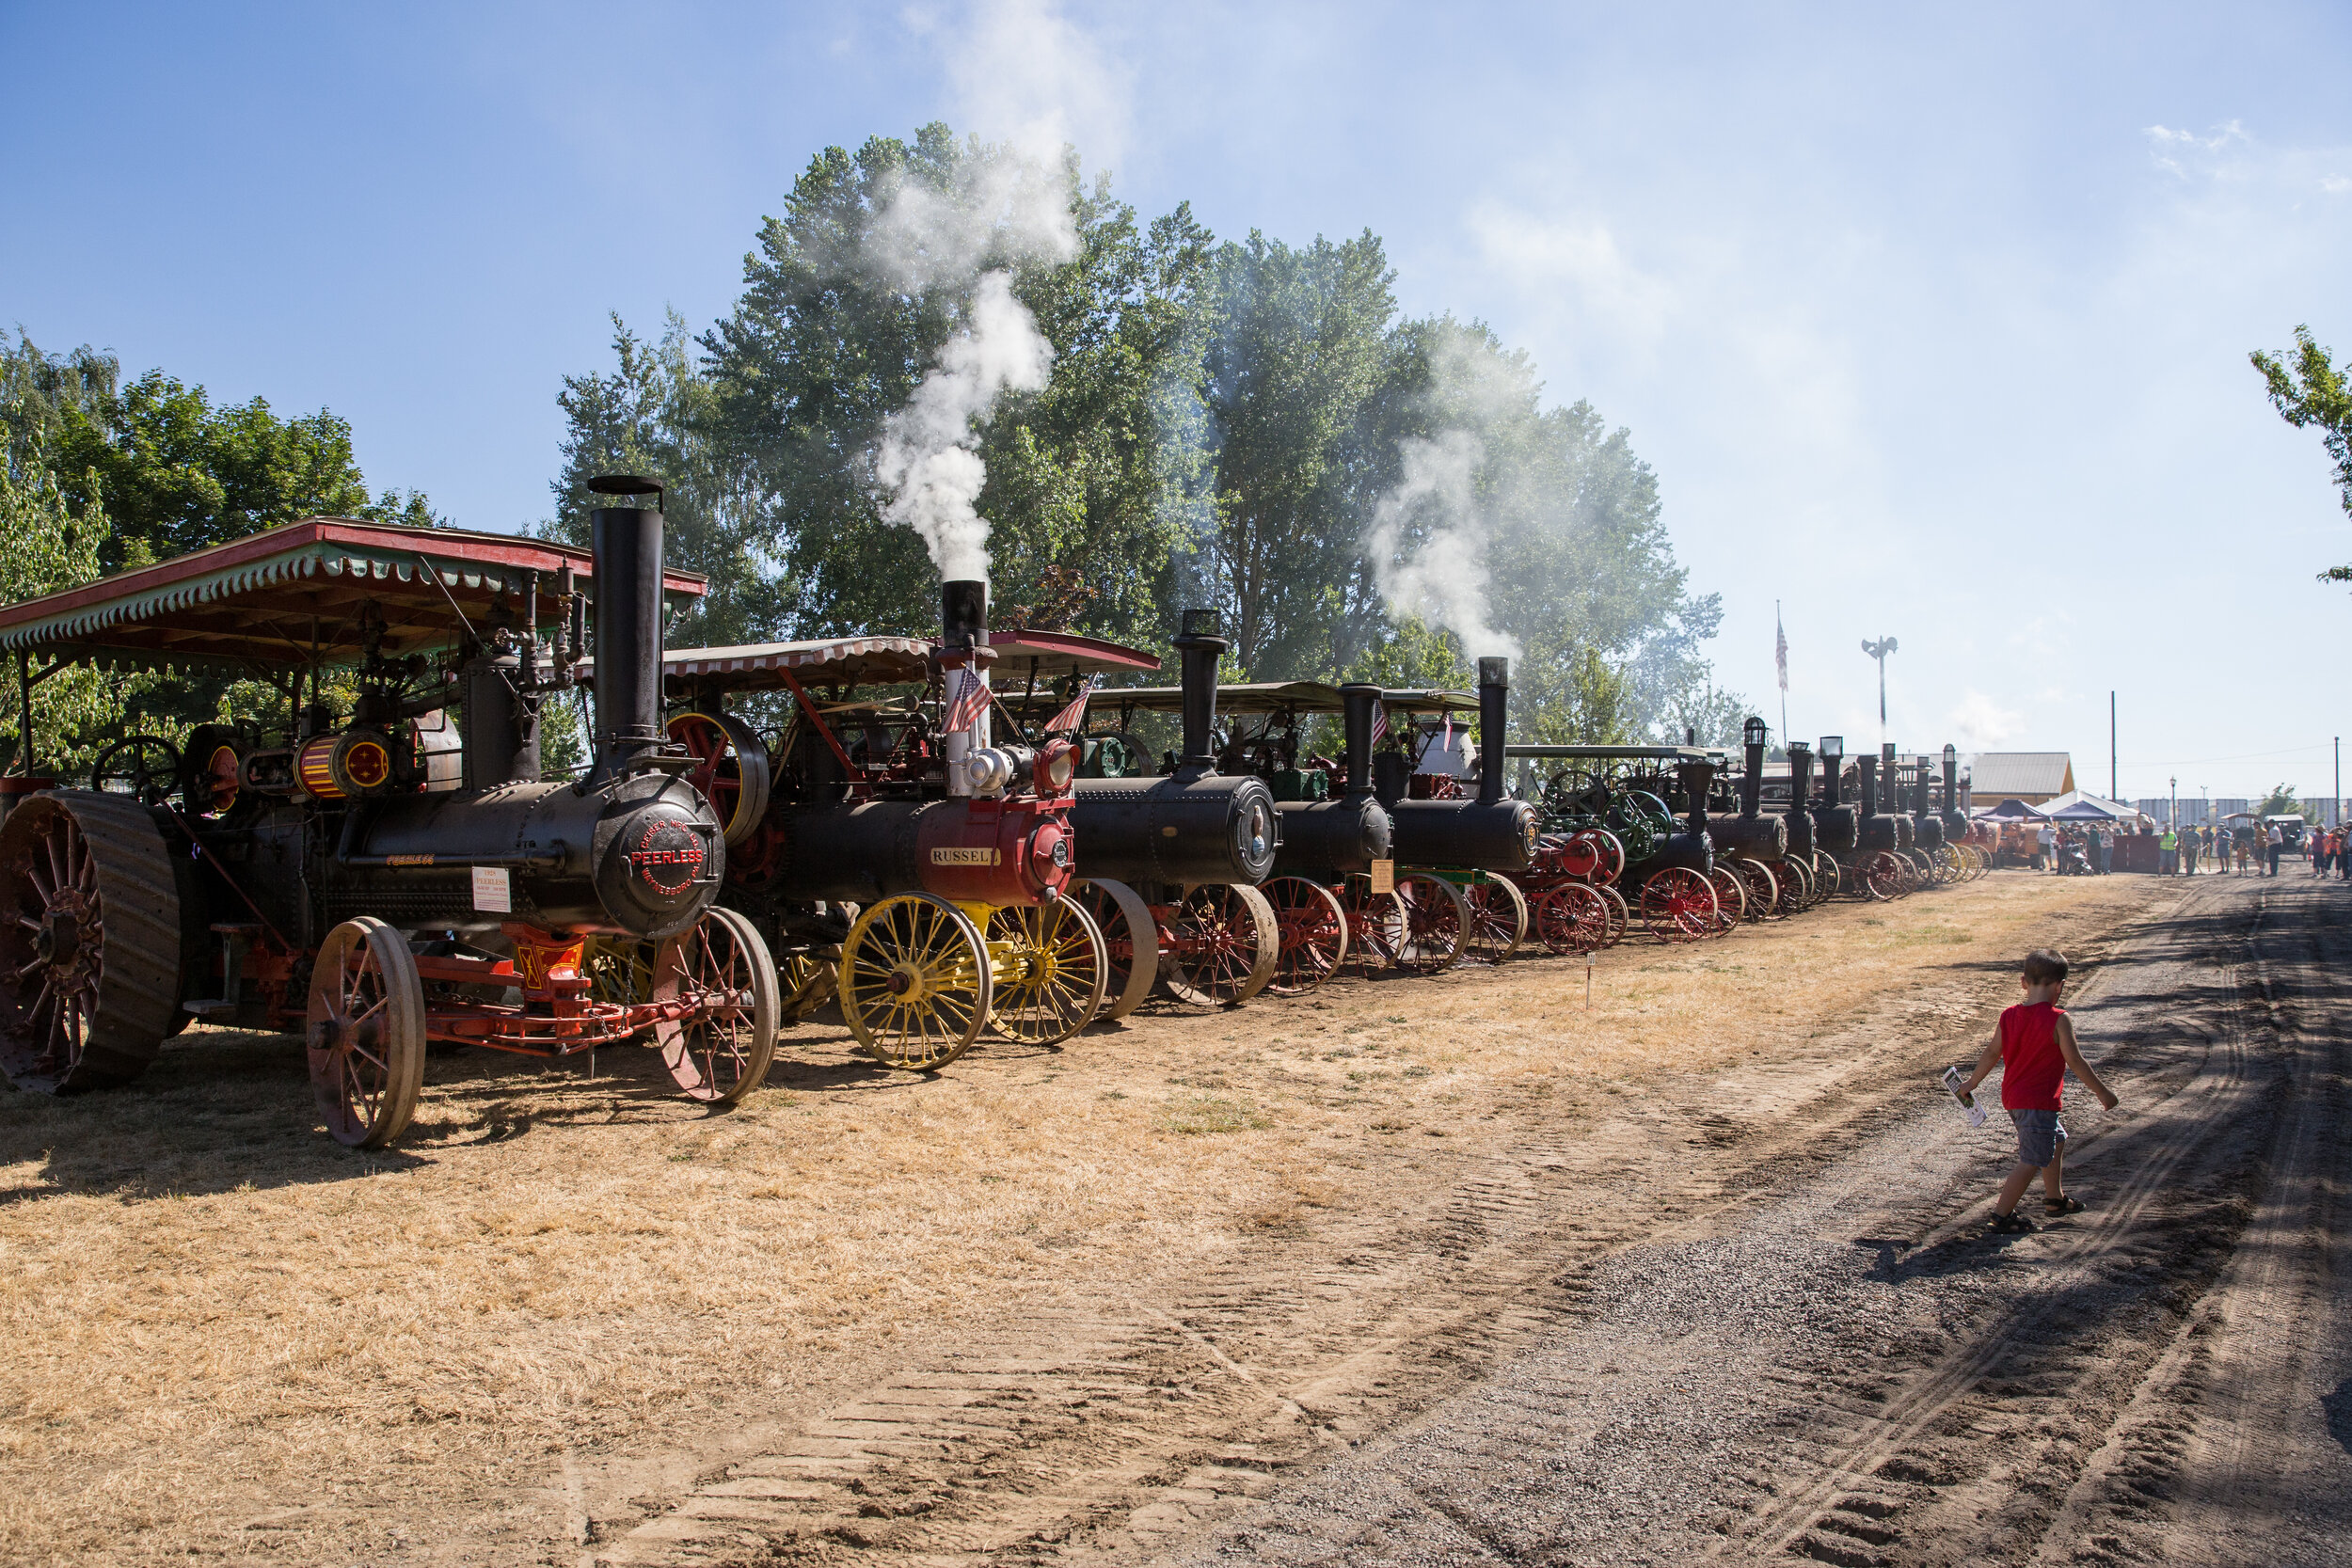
[471,865,513,914]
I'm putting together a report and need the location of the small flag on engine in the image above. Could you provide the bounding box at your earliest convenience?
[1369,702,1389,748]
[1043,673,1101,735]
[944,671,990,735]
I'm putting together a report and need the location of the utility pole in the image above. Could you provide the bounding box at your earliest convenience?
[2169,775,2177,830]
[2110,690,2117,802]
[1861,637,1898,752]
[2336,736,2341,828]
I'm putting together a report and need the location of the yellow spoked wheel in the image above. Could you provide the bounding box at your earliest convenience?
[839,894,991,1070]
[777,950,837,1020]
[983,898,1108,1045]
[580,936,655,1008]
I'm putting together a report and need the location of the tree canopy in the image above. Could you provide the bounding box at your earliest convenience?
[2251,325,2352,587]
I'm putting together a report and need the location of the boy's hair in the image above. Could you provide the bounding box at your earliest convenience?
[2022,948,2070,986]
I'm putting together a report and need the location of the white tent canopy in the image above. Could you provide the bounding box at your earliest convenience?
[2040,789,2150,823]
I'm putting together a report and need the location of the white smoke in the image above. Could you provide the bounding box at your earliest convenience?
[873,270,1056,579]
[1365,430,1522,661]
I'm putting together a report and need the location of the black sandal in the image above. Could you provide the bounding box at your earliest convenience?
[1990,1211,2037,1235]
[2043,1196,2085,1216]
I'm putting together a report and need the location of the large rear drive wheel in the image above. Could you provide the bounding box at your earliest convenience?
[1159,883,1279,1006]
[1073,879,1159,1021]
[652,905,779,1103]
[0,791,184,1093]
[307,917,425,1148]
[1260,876,1349,998]
[1338,878,1410,974]
[840,894,991,1069]
[985,898,1108,1045]
[1534,883,1609,955]
[1706,865,1746,934]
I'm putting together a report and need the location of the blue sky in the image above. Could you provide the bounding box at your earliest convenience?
[7,2,2349,802]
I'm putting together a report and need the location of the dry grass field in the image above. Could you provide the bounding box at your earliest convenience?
[0,870,2170,1565]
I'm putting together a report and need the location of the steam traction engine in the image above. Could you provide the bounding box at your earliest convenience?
[652,583,1153,1069]
[1813,736,1906,900]
[0,480,780,1148]
[1054,610,1286,1017]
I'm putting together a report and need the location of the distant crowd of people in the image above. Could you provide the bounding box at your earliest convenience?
[2020,818,2347,879]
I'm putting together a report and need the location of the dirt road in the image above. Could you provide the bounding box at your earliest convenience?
[8,870,2338,1567]
[571,876,2347,1568]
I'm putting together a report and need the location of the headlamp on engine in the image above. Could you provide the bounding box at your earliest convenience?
[1037,739,1077,794]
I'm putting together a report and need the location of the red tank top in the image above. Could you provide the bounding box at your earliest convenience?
[1999,1002,2067,1110]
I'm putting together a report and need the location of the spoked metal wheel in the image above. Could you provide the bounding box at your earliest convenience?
[1706,865,1746,934]
[1812,851,1842,900]
[1159,883,1279,1006]
[0,791,184,1093]
[1338,877,1410,974]
[580,936,654,1008]
[984,898,1108,1045]
[1778,856,1813,912]
[778,949,837,1021]
[1534,882,1609,955]
[1393,872,1470,974]
[1073,879,1158,1022]
[1730,860,1780,923]
[306,916,425,1148]
[652,905,780,1103]
[1862,851,1905,901]
[1462,877,1530,962]
[665,711,772,848]
[90,736,182,806]
[1260,876,1349,998]
[1640,867,1718,943]
[840,893,992,1069]
[1596,883,1630,947]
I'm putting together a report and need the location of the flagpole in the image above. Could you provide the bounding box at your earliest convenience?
[1775,601,1788,749]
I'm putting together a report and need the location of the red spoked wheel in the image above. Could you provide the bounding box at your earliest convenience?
[307,916,426,1148]
[652,905,780,1102]
[665,711,772,848]
[1862,850,1905,900]
[1260,877,1350,997]
[1393,873,1470,974]
[1462,878,1529,962]
[1159,883,1279,1006]
[1338,877,1409,974]
[1534,882,1609,954]
[1640,867,1717,943]
[1584,829,1626,885]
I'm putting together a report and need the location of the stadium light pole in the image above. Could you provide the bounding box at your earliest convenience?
[1861,638,1898,752]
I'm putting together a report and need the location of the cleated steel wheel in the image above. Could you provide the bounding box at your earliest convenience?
[1260,876,1350,998]
[0,790,185,1093]
[1159,883,1279,1006]
[984,898,1108,1045]
[1534,882,1609,955]
[307,916,425,1148]
[1462,877,1531,961]
[1640,867,1717,942]
[1393,872,1470,974]
[840,893,991,1069]
[652,905,780,1102]
[1073,879,1158,1022]
[1596,883,1631,947]
[1338,877,1411,974]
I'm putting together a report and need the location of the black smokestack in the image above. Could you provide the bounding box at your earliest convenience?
[1821,743,1843,806]
[1476,657,1508,805]
[1340,683,1381,796]
[588,475,666,772]
[1855,752,1879,821]
[1881,742,1899,814]
[1788,742,1814,810]
[1677,758,1718,836]
[942,579,987,651]
[1740,721,1766,816]
[1943,747,1960,812]
[1173,608,1224,771]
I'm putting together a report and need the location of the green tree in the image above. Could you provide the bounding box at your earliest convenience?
[0,444,122,778]
[1190,230,1398,676]
[2256,783,2304,817]
[5,329,440,574]
[690,124,1212,645]
[2251,326,2352,584]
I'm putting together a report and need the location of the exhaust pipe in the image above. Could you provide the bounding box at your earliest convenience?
[1739,717,1766,817]
[940,579,990,797]
[1676,758,1719,836]
[1173,609,1224,772]
[588,476,667,778]
[1880,742,1899,815]
[1854,752,1878,822]
[1787,742,1814,809]
[1943,746,1960,813]
[1340,683,1381,796]
[1476,657,1508,805]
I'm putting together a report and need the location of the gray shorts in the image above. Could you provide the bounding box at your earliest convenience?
[2010,1108,2068,1167]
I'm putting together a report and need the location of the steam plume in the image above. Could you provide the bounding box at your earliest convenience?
[873,270,1055,579]
[1365,430,1522,661]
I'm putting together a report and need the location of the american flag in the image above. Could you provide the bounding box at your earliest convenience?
[943,671,990,735]
[1042,673,1101,735]
[1369,702,1389,748]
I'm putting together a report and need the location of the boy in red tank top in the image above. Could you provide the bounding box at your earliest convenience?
[1958,948,2120,1234]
